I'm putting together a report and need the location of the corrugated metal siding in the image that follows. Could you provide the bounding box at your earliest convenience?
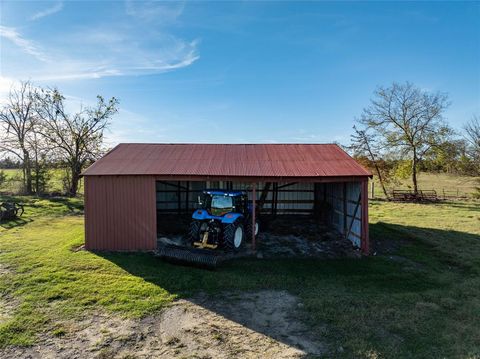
[82,143,372,178]
[84,176,156,251]
[346,182,362,247]
[156,181,315,215]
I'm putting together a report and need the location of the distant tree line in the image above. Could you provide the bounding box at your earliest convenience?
[349,82,479,199]
[0,81,118,197]
[1,80,478,199]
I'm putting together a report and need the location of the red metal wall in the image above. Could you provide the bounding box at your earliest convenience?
[84,176,156,251]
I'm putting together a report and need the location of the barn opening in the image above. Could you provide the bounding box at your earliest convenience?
[155,180,368,253]
[82,143,371,254]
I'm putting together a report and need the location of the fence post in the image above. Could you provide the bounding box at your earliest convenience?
[371,181,375,199]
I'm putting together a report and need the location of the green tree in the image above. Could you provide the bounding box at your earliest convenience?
[357,82,451,195]
[464,115,480,175]
[422,139,467,174]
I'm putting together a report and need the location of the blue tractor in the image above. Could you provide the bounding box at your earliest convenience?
[158,189,259,268]
[190,190,259,251]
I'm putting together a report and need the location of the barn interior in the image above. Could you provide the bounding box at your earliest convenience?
[156,180,365,257]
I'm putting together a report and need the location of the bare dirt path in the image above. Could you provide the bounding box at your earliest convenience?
[0,290,326,359]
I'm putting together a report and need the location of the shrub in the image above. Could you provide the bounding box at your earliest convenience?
[0,170,6,188]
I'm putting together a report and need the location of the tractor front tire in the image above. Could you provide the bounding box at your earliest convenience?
[244,215,259,242]
[223,221,244,252]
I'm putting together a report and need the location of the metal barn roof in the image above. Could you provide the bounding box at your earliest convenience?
[82,143,372,179]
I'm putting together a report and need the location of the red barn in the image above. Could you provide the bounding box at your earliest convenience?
[82,143,372,253]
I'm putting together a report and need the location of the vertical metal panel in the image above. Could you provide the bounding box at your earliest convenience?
[346,182,362,248]
[252,183,256,251]
[84,176,156,251]
[323,181,365,248]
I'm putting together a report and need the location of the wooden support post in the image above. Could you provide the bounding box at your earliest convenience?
[275,183,278,216]
[271,183,276,215]
[313,183,320,218]
[257,182,271,210]
[252,183,256,252]
[185,181,189,213]
[343,183,348,238]
[177,181,181,215]
[361,180,370,255]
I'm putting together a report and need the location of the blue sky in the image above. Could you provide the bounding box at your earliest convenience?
[1,1,479,145]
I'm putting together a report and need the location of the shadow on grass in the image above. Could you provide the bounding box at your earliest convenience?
[440,201,480,212]
[48,197,84,212]
[47,197,84,213]
[93,221,480,356]
[0,217,32,229]
[372,221,480,275]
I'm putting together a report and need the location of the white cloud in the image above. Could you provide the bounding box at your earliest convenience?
[0,23,199,82]
[30,1,63,21]
[0,26,50,62]
[124,1,184,22]
[0,76,17,104]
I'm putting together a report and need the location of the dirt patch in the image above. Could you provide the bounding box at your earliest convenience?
[0,290,326,358]
[0,264,16,325]
[0,297,15,325]
[0,262,12,275]
[69,244,86,252]
[258,233,359,259]
[263,216,338,240]
[158,232,359,261]
[191,291,326,356]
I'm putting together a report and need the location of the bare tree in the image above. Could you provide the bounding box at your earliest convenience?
[350,125,390,199]
[358,82,451,195]
[0,81,38,194]
[35,88,118,196]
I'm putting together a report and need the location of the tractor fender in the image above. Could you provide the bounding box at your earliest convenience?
[192,209,212,221]
[220,213,243,224]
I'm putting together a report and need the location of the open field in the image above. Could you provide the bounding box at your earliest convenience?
[0,168,83,195]
[0,196,479,358]
[371,171,479,198]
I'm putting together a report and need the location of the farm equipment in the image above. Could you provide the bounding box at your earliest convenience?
[157,190,259,268]
[0,201,24,221]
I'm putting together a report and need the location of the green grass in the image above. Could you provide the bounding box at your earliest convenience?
[0,196,480,358]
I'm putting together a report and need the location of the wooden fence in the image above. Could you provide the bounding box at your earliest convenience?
[369,182,475,200]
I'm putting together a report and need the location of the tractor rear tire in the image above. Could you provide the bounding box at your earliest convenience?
[189,220,202,244]
[223,221,244,252]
